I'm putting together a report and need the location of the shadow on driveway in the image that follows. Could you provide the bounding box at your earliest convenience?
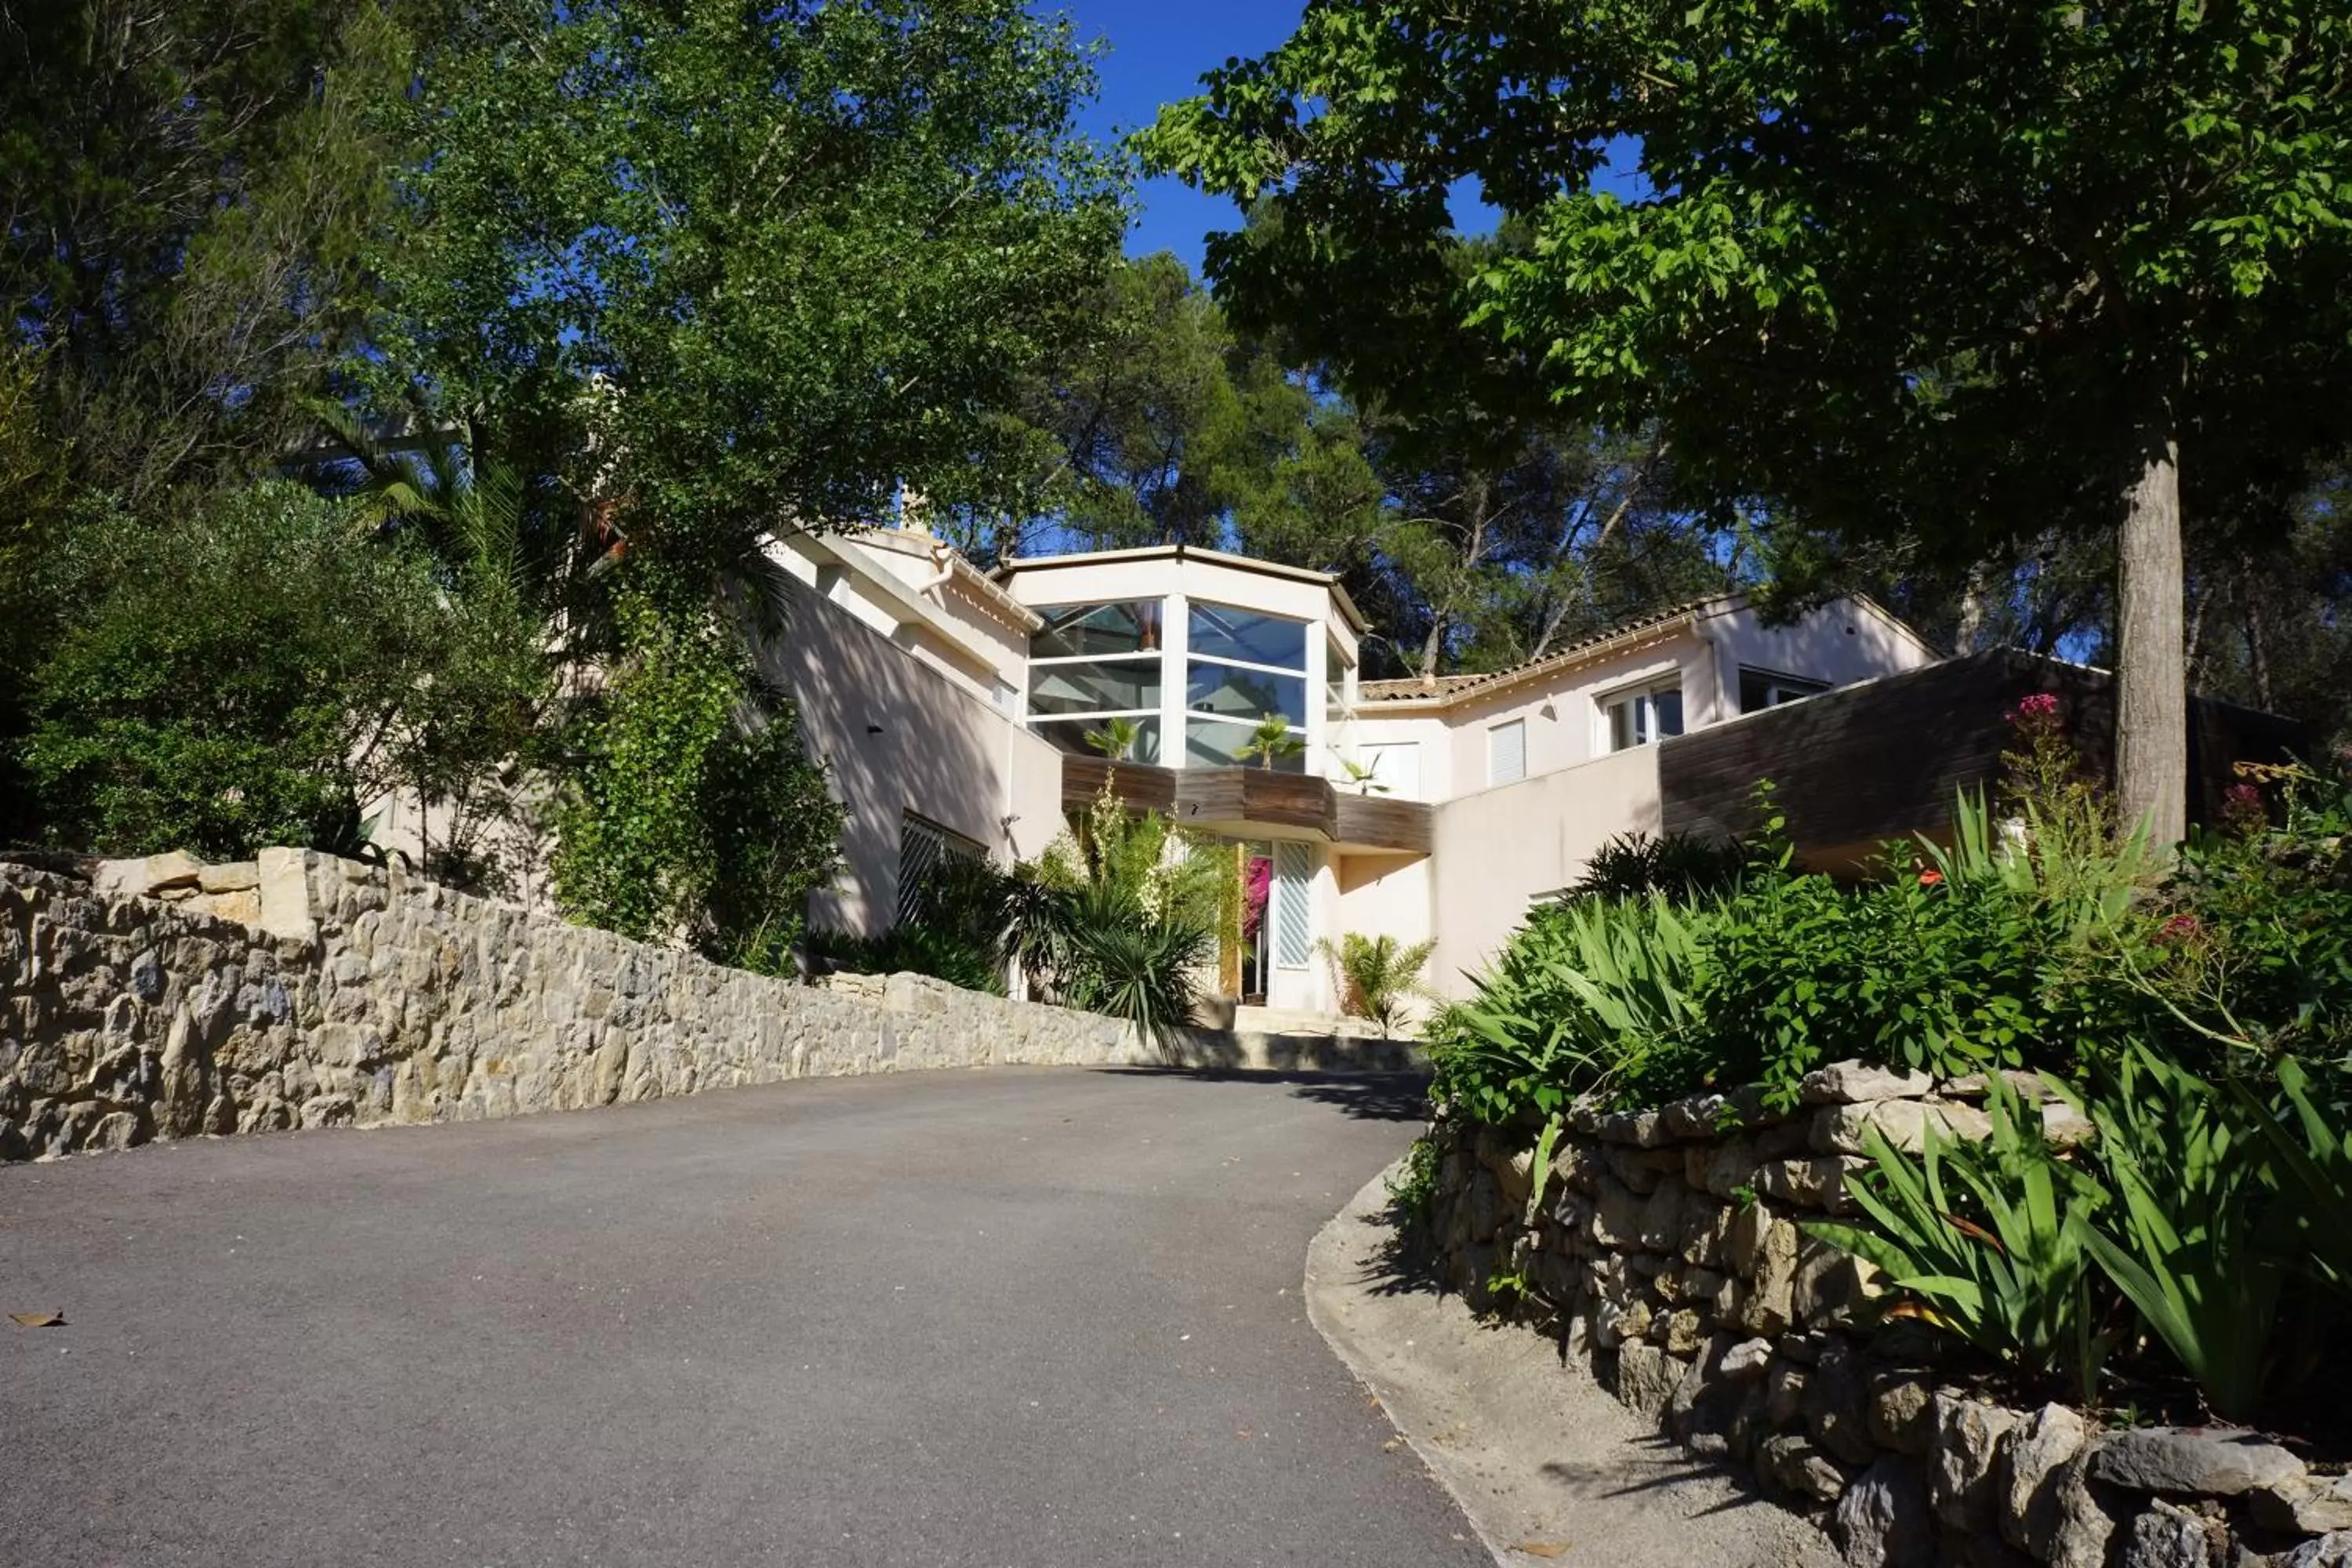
[1090,1065,1432,1124]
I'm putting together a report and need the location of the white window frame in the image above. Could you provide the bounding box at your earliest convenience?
[1602,681,1685,752]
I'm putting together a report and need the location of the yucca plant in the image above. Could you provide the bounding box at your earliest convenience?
[1807,1076,2111,1402]
[1317,931,1437,1034]
[1059,883,1214,1047]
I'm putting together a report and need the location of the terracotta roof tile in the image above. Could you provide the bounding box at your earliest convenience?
[1356,599,1722,706]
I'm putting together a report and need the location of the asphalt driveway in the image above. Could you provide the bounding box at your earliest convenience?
[0,1066,1486,1568]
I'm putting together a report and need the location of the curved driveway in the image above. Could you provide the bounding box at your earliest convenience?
[0,1067,1486,1567]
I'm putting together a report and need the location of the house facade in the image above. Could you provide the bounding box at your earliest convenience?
[762,527,1943,1014]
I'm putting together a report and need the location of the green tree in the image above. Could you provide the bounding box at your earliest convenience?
[0,0,405,507]
[368,0,1127,597]
[1145,2,2352,841]
[18,483,543,864]
[550,597,844,964]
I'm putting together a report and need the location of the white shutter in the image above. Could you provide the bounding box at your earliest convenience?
[1273,841,1313,969]
[1489,719,1526,785]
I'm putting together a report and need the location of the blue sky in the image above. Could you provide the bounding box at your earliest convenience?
[1051,0,1305,270]
[1052,2,1639,274]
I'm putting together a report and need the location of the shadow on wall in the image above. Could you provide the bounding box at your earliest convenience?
[758,573,1029,936]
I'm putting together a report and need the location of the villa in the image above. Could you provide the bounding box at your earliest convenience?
[762,527,2299,1018]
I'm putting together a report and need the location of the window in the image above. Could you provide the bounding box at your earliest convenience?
[1027,599,1164,757]
[1029,659,1160,717]
[1029,717,1163,763]
[898,814,986,926]
[1489,719,1526,785]
[1186,662,1305,725]
[1740,668,1830,713]
[1605,684,1684,751]
[1032,601,1161,658]
[1356,742,1421,800]
[1272,841,1314,968]
[1185,601,1309,773]
[1189,603,1306,667]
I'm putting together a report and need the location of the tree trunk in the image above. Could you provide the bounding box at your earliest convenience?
[2241,554,2274,711]
[1955,561,1988,655]
[2115,406,2187,848]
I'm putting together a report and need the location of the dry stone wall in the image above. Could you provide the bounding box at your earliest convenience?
[1426,1070,2351,1568]
[1,849,1415,1162]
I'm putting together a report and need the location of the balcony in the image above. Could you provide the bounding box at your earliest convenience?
[1058,756,1433,855]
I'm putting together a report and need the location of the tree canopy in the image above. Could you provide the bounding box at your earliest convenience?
[1143,0,2352,837]
[370,0,1128,597]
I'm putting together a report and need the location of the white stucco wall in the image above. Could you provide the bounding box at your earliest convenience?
[767,572,1063,937]
[1425,744,1663,998]
[1704,598,1940,701]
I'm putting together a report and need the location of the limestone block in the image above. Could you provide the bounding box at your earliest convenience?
[1802,1062,1936,1105]
[1864,1369,1937,1457]
[1813,1098,1995,1156]
[1612,1340,1685,1418]
[1805,1339,1878,1465]
[1759,1433,1853,1504]
[1929,1392,2023,1533]
[2252,1475,2352,1536]
[2037,1450,2118,1568]
[2091,1428,2303,1497]
[1835,1454,1935,1568]
[1759,1155,1863,1210]
[198,862,260,894]
[2114,1501,2227,1568]
[2281,1534,2352,1568]
[1769,1363,1816,1439]
[93,851,205,901]
[2000,1403,2089,1552]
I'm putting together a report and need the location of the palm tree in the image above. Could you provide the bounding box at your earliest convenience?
[1338,757,1391,795]
[1316,932,1438,1035]
[1085,716,1141,762]
[1238,713,1305,771]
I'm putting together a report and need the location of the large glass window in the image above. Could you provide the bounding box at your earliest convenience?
[1030,717,1163,764]
[1027,599,1164,762]
[1189,603,1306,668]
[1187,662,1305,726]
[1033,601,1162,658]
[1184,602,1309,772]
[1029,659,1161,717]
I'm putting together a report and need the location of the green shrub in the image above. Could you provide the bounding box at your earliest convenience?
[1429,893,1711,1123]
[2069,1047,2285,1422]
[1570,829,1749,903]
[18,482,544,862]
[804,922,1005,995]
[550,595,842,963]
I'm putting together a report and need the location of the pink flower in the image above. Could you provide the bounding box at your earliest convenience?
[2007,692,2061,727]
[2154,913,2204,946]
[1918,868,1944,887]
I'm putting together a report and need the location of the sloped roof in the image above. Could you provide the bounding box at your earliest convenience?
[1358,599,1724,706]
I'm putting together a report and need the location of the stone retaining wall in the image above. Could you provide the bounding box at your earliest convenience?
[1,850,1417,1161]
[1425,1068,2350,1568]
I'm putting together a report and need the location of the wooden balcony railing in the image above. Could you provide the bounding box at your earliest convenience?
[1058,755,1433,854]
